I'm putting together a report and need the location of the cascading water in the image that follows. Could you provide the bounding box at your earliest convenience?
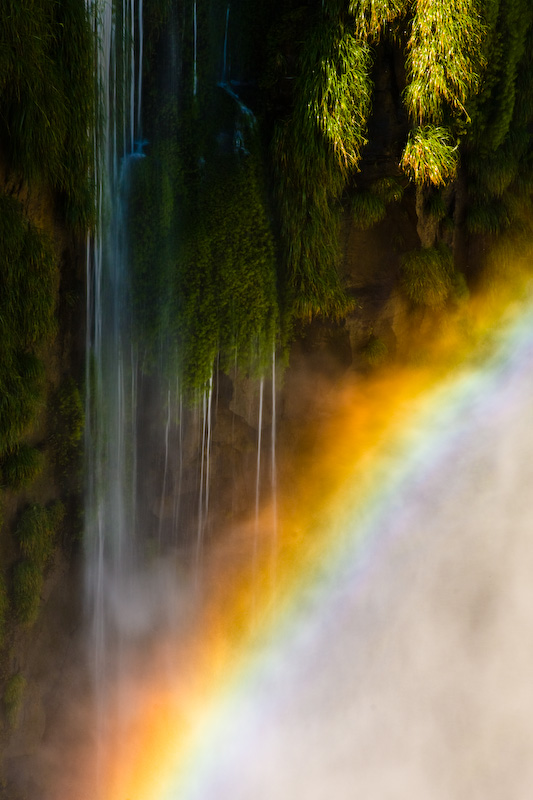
[86,0,145,764]
[270,347,278,598]
[74,0,284,796]
[193,0,198,97]
[85,0,279,768]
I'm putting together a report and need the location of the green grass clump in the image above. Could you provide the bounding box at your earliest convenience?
[465,199,512,235]
[470,153,517,198]
[400,244,455,308]
[1,445,43,490]
[352,191,386,229]
[296,21,372,173]
[3,674,26,731]
[362,335,389,366]
[129,92,279,394]
[467,0,532,154]
[400,126,458,187]
[351,177,404,230]
[405,0,483,124]
[272,19,371,321]
[348,0,408,39]
[371,176,404,204]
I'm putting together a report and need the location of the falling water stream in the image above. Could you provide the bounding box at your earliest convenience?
[85,0,145,778]
[85,0,276,776]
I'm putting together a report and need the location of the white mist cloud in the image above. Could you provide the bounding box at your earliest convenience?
[179,326,533,800]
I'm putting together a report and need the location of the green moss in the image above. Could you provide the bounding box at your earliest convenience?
[296,21,372,173]
[129,42,280,396]
[3,674,26,731]
[350,178,404,230]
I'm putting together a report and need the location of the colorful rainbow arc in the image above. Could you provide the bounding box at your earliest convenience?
[95,269,533,800]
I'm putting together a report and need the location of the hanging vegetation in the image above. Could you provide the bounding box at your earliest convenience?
[404,0,484,125]
[129,0,279,396]
[400,126,458,186]
[348,0,408,40]
[272,17,372,319]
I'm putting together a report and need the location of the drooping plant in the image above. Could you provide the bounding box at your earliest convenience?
[348,0,408,40]
[272,17,372,319]
[130,13,280,396]
[400,126,458,186]
[462,1,533,240]
[404,0,484,125]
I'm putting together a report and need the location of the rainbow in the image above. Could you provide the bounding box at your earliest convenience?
[89,260,533,800]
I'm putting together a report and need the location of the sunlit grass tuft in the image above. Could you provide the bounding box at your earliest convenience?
[400,126,458,186]
[348,0,408,39]
[405,0,484,124]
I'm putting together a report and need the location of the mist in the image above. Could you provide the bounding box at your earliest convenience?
[165,312,533,800]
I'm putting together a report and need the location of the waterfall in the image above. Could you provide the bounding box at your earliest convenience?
[172,384,184,543]
[195,376,214,576]
[86,0,145,771]
[222,3,230,85]
[80,0,280,792]
[254,376,264,553]
[271,347,278,599]
[158,387,172,544]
